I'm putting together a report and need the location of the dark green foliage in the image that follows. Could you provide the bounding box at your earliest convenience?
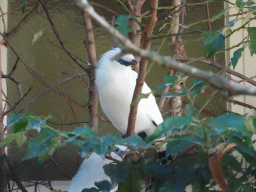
[248,27,256,55]
[204,32,225,59]
[114,15,131,36]
[231,48,243,69]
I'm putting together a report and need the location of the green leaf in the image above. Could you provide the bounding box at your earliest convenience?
[223,153,242,172]
[146,116,193,142]
[31,29,46,45]
[190,78,209,96]
[231,48,243,69]
[0,131,27,148]
[71,125,98,139]
[226,19,238,27]
[225,130,256,166]
[7,113,25,129]
[163,89,188,98]
[0,133,16,148]
[117,136,147,149]
[38,136,62,162]
[14,119,28,133]
[208,113,250,137]
[96,134,121,157]
[166,136,204,156]
[104,162,132,186]
[204,32,225,59]
[211,8,229,22]
[114,15,131,35]
[236,0,245,9]
[15,131,27,148]
[248,27,256,55]
[28,116,49,132]
[154,76,178,94]
[159,23,169,32]
[120,170,142,192]
[131,93,150,106]
[94,180,112,191]
[21,0,27,14]
[81,188,99,192]
[183,104,199,118]
[23,129,56,160]
[164,76,178,85]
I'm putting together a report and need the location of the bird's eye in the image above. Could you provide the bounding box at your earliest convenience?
[114,147,121,154]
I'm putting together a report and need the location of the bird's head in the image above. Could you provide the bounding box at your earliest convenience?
[98,48,137,68]
[116,54,137,66]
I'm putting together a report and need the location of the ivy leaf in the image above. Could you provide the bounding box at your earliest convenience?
[28,116,50,132]
[231,48,243,69]
[23,129,56,160]
[164,76,178,85]
[184,104,199,118]
[166,136,204,156]
[21,0,27,14]
[96,134,121,157]
[114,15,131,35]
[190,78,209,96]
[95,180,112,192]
[38,136,62,162]
[146,116,193,142]
[204,32,225,59]
[248,27,256,55]
[226,19,238,27]
[164,89,188,98]
[104,162,132,186]
[211,8,229,22]
[208,113,250,137]
[68,125,98,142]
[117,136,147,149]
[15,131,27,148]
[7,113,25,129]
[0,133,16,148]
[31,29,46,45]
[120,170,142,192]
[14,119,28,133]
[81,188,99,192]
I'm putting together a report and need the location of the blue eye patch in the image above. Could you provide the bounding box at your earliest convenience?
[116,59,131,66]
[116,59,137,66]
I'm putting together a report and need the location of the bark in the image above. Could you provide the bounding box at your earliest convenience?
[126,0,146,72]
[158,0,184,116]
[169,0,184,117]
[76,0,256,96]
[0,3,41,45]
[0,49,7,192]
[83,12,99,129]
[126,0,159,136]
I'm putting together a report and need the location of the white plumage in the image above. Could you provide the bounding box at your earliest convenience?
[95,48,163,136]
[67,145,127,192]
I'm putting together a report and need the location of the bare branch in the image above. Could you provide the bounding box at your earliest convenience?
[18,73,87,113]
[76,0,256,96]
[3,87,33,117]
[84,11,99,128]
[126,0,159,136]
[38,0,87,72]
[1,3,40,45]
[173,55,256,87]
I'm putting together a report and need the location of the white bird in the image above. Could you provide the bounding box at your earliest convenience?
[95,48,163,137]
[67,145,127,192]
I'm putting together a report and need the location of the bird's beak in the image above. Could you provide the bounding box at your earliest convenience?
[131,60,137,65]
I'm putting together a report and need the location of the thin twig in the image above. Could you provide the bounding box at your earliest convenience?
[18,73,87,113]
[38,0,87,72]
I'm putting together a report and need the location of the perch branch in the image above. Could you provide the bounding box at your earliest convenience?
[76,0,256,97]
